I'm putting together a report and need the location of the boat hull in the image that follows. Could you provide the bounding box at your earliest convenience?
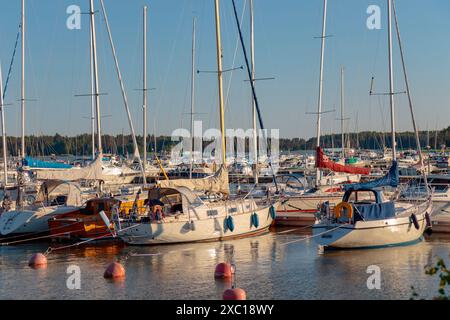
[0,206,80,236]
[275,194,342,226]
[312,202,432,249]
[119,205,274,245]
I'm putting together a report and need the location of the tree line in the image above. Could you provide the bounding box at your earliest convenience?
[2,126,449,158]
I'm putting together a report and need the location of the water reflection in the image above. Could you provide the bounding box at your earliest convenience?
[0,226,449,299]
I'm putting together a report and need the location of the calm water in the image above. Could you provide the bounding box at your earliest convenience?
[1,221,450,300]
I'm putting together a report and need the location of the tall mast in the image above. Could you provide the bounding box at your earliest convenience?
[250,0,258,184]
[340,66,345,159]
[21,0,25,159]
[387,0,396,161]
[89,0,102,154]
[89,21,95,160]
[0,64,8,186]
[99,0,146,186]
[315,0,328,185]
[189,17,196,179]
[143,5,148,172]
[214,0,227,167]
[392,0,428,191]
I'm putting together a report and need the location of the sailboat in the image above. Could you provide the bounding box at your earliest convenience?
[113,0,277,245]
[276,0,367,227]
[312,0,433,250]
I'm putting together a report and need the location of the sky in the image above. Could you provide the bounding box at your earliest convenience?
[0,0,450,140]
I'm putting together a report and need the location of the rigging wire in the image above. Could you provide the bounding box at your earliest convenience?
[2,24,21,100]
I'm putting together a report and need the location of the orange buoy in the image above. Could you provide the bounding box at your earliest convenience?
[104,262,126,280]
[214,263,234,279]
[28,253,47,269]
[223,288,247,300]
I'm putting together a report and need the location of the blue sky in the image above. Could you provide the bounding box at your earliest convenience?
[0,0,450,139]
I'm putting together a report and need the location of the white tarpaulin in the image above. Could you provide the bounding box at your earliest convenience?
[158,165,230,195]
[34,155,103,181]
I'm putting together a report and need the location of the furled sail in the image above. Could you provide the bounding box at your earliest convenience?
[158,165,230,195]
[316,147,371,175]
[34,154,103,181]
[344,161,399,191]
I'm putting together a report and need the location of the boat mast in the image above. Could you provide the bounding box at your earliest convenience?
[0,64,8,186]
[189,17,196,180]
[89,0,102,154]
[387,0,396,161]
[143,5,148,173]
[392,0,429,191]
[99,0,147,186]
[315,0,327,186]
[21,0,26,159]
[89,21,95,160]
[340,66,345,159]
[250,0,258,184]
[214,0,227,167]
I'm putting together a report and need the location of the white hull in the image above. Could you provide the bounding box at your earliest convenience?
[313,201,432,249]
[119,204,275,245]
[0,206,78,236]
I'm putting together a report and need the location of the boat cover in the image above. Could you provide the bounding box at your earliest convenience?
[158,165,230,195]
[24,157,73,169]
[353,201,396,221]
[344,161,399,191]
[34,154,103,181]
[316,147,371,175]
[35,180,82,206]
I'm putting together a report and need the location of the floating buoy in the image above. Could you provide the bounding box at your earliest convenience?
[28,253,47,269]
[227,216,235,232]
[251,213,259,228]
[410,214,420,230]
[214,262,234,279]
[270,206,276,219]
[104,262,126,279]
[223,288,246,300]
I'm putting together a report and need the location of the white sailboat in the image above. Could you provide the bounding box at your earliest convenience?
[276,0,365,226]
[312,0,433,250]
[114,0,277,245]
[0,180,83,236]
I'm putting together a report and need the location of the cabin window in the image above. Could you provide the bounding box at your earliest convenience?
[98,202,105,212]
[347,191,376,204]
[207,210,218,217]
[228,207,237,214]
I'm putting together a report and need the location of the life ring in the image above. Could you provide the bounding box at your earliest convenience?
[334,202,353,220]
[251,213,259,228]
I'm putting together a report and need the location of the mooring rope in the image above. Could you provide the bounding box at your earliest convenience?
[279,224,348,246]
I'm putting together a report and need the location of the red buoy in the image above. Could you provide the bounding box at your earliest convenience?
[28,253,47,269]
[223,288,247,300]
[214,263,234,279]
[104,262,126,280]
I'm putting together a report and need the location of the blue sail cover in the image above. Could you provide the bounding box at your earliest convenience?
[23,157,73,169]
[344,161,399,191]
